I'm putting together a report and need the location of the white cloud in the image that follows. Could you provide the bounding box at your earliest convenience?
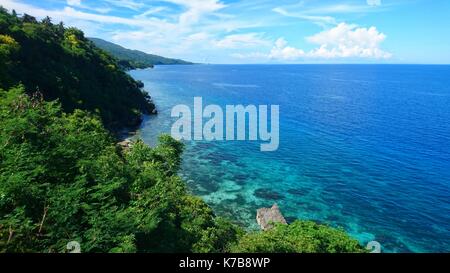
[306,23,391,59]
[164,0,226,26]
[213,33,271,49]
[272,1,387,27]
[67,0,81,6]
[103,0,145,11]
[305,4,378,13]
[1,0,392,63]
[134,7,167,19]
[269,38,305,60]
[239,23,392,61]
[66,0,111,14]
[0,0,175,35]
[367,0,382,7]
[273,1,386,25]
[272,7,336,26]
[61,7,172,28]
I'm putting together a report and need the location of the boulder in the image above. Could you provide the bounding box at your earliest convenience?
[256,203,287,230]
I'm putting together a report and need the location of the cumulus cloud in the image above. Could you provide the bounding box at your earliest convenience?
[306,23,391,59]
[241,23,391,61]
[269,38,305,60]
[237,23,392,61]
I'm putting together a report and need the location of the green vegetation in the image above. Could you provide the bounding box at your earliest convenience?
[89,38,193,70]
[231,221,365,253]
[0,86,241,252]
[0,9,155,130]
[0,9,365,253]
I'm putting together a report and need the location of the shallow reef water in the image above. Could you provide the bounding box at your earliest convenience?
[130,65,450,252]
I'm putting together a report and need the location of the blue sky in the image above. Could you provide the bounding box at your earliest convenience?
[2,0,450,64]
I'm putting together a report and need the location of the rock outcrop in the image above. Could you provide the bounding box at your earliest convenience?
[256,204,287,230]
[117,139,132,150]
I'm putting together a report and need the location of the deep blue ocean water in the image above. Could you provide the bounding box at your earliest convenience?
[129,65,450,253]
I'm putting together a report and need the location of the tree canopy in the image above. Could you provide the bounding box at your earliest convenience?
[0,8,154,130]
[0,86,241,252]
[231,221,365,253]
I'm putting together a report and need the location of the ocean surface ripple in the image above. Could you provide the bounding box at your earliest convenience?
[130,65,450,253]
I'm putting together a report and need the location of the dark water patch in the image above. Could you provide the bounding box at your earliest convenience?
[215,171,226,177]
[214,152,240,162]
[201,153,224,165]
[325,214,341,222]
[233,173,250,181]
[294,202,322,213]
[233,179,247,186]
[254,188,285,200]
[194,177,220,192]
[234,161,247,168]
[287,188,308,196]
[193,142,215,150]
[233,194,247,205]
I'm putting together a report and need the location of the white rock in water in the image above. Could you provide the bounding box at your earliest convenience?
[256,203,287,230]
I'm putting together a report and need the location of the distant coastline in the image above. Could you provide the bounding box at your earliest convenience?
[89,37,193,70]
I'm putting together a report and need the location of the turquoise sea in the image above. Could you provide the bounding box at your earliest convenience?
[129,65,450,253]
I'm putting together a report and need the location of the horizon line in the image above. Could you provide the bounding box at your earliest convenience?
[159,63,450,66]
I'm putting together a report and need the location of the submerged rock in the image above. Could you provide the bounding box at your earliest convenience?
[254,188,284,200]
[256,204,287,230]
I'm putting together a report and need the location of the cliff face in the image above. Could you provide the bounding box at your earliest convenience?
[256,204,287,230]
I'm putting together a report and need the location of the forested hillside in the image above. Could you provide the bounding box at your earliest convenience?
[89,38,193,69]
[0,86,243,252]
[0,8,154,130]
[0,8,364,253]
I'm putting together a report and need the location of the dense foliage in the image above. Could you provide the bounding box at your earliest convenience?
[0,8,155,130]
[0,86,241,252]
[89,38,193,69]
[0,9,365,253]
[231,221,365,253]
